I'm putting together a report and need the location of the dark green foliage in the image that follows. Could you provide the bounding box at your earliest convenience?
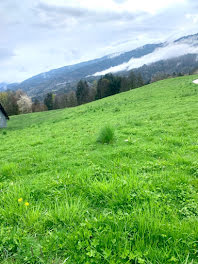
[6,92,19,115]
[96,78,111,99]
[128,71,138,88]
[76,80,90,105]
[0,91,19,115]
[137,73,144,87]
[96,72,144,100]
[97,125,114,144]
[44,93,54,110]
[96,74,122,99]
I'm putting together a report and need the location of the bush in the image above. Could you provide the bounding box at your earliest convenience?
[97,125,114,144]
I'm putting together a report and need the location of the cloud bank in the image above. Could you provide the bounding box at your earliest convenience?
[93,42,198,76]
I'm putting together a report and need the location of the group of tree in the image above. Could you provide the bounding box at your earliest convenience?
[0,71,144,115]
[44,91,78,110]
[39,72,144,112]
[73,72,144,107]
[95,72,144,100]
[0,90,46,116]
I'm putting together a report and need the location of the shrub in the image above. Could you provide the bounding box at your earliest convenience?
[97,125,114,144]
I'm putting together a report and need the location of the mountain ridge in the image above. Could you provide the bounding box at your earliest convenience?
[4,33,198,98]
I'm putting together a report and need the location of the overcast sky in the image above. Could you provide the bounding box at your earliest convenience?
[0,0,198,83]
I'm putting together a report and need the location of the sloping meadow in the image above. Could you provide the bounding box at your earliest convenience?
[0,75,198,263]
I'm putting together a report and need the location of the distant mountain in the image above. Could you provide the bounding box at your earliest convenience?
[94,33,198,76]
[174,33,198,44]
[6,43,162,98]
[5,33,198,99]
[132,53,198,83]
[0,82,19,92]
[0,83,8,92]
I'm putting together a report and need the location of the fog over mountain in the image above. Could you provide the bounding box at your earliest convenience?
[93,36,198,76]
[1,33,198,98]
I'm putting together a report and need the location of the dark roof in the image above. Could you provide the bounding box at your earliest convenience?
[0,103,9,120]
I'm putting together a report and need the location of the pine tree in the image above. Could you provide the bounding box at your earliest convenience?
[44,93,54,110]
[76,80,89,105]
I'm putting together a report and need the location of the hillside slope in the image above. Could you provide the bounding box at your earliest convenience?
[0,76,198,263]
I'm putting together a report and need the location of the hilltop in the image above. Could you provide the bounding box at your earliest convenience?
[0,76,198,263]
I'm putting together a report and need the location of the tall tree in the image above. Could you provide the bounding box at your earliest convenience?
[17,94,32,114]
[136,73,144,87]
[44,93,54,110]
[128,71,138,89]
[67,91,77,107]
[32,99,47,112]
[0,91,19,116]
[76,80,89,105]
[96,74,122,99]
[120,76,130,92]
[96,78,111,99]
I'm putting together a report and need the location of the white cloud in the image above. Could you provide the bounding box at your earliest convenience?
[0,0,197,83]
[186,13,198,23]
[93,42,198,76]
[42,0,186,14]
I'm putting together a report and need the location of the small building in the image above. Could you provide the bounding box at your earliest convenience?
[0,103,9,128]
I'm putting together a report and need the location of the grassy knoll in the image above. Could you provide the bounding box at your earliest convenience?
[0,75,198,263]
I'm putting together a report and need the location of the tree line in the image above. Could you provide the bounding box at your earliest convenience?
[42,72,144,110]
[0,72,144,115]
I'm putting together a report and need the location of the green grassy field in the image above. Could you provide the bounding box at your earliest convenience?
[0,75,198,264]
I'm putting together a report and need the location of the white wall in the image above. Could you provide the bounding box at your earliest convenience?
[0,110,7,128]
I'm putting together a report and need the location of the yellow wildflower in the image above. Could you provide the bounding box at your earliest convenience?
[18,198,23,202]
[25,202,29,206]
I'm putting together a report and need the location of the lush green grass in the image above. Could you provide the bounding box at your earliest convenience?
[0,75,198,263]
